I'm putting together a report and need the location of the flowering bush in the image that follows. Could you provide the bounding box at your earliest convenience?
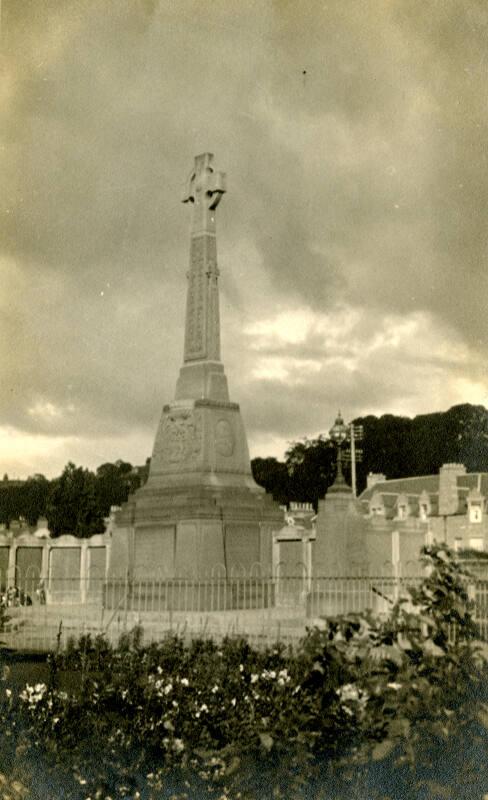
[0,545,487,799]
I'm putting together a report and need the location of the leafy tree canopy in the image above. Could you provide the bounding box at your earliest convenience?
[251,403,488,507]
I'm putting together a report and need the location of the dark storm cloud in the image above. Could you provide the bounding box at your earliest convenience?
[1,0,487,472]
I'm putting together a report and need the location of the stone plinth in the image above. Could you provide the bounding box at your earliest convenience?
[313,476,359,576]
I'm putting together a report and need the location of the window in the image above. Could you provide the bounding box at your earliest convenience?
[454,538,463,552]
[469,503,482,523]
[398,504,407,520]
[419,503,429,521]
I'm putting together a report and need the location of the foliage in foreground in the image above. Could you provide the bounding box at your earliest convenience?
[1,545,488,800]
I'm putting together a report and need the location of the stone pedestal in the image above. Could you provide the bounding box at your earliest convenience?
[313,476,359,576]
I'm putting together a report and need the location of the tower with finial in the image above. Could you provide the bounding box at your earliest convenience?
[110,154,282,580]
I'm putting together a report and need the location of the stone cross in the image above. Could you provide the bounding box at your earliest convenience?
[183,153,226,235]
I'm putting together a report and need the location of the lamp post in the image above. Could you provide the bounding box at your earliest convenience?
[329,411,349,484]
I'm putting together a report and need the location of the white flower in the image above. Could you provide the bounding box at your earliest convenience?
[163,683,173,695]
[20,682,47,705]
[211,684,219,694]
[336,683,360,702]
[173,738,185,753]
[180,678,189,687]
[5,689,11,698]
[200,703,208,713]
[250,673,259,684]
[231,698,236,706]
[239,664,244,673]
[387,682,402,691]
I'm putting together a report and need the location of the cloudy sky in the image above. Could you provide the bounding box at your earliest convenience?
[1,0,487,478]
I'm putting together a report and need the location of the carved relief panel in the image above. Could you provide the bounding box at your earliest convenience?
[153,407,203,467]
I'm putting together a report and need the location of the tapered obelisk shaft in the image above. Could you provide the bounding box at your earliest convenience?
[182,153,226,364]
[175,153,229,402]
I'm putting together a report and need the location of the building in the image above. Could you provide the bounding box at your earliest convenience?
[313,462,488,577]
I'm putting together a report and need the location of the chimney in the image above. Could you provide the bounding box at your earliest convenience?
[438,463,466,516]
[367,473,386,490]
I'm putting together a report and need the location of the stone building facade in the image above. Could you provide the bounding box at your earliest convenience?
[313,463,488,576]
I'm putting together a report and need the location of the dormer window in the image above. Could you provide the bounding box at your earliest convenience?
[467,488,484,524]
[470,503,482,523]
[396,494,409,521]
[369,492,385,517]
[417,490,431,521]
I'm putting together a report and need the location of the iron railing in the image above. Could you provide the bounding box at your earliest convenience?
[0,569,486,652]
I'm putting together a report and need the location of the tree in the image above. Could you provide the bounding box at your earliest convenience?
[46,463,105,538]
[352,404,488,493]
[285,435,335,508]
[95,461,136,517]
[0,482,23,527]
[20,475,50,526]
[274,404,488,501]
[251,457,289,505]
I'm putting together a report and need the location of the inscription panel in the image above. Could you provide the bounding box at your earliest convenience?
[16,546,43,591]
[215,419,235,456]
[185,237,206,360]
[134,527,175,579]
[49,547,81,596]
[184,235,220,362]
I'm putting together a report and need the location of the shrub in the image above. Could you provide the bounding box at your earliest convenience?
[0,545,487,799]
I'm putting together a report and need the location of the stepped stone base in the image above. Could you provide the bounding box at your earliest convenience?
[110,484,281,579]
[109,396,283,580]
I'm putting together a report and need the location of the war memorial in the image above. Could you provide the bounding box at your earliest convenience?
[108,154,283,581]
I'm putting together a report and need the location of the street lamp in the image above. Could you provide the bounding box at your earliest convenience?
[329,411,348,484]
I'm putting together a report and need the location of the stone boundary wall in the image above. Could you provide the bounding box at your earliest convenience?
[0,531,110,604]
